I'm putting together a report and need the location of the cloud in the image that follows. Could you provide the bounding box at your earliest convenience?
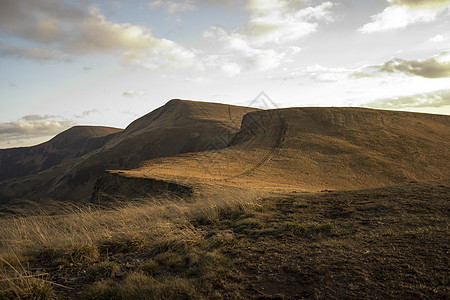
[244,1,334,45]
[390,0,450,9]
[0,0,196,70]
[148,0,196,14]
[0,0,83,43]
[0,41,68,61]
[22,114,60,121]
[359,0,450,33]
[0,115,75,146]
[282,65,354,82]
[74,110,99,119]
[429,33,448,42]
[122,90,147,97]
[354,51,450,78]
[148,0,163,8]
[200,1,333,75]
[202,26,287,74]
[366,89,450,109]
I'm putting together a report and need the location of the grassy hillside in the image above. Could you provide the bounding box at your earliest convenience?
[0,180,448,299]
[110,106,450,195]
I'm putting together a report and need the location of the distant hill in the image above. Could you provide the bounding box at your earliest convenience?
[1,100,449,204]
[0,126,122,181]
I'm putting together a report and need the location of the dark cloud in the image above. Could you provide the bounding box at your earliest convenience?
[366,89,450,109]
[0,0,84,43]
[353,51,450,78]
[0,0,196,67]
[378,57,450,78]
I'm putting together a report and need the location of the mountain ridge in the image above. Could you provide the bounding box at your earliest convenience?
[0,100,449,204]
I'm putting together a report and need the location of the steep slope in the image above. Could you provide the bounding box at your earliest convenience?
[0,100,258,203]
[0,126,123,181]
[112,107,450,194]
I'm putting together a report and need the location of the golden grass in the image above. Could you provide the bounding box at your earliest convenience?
[0,192,260,264]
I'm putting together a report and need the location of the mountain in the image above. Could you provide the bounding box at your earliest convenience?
[0,126,122,181]
[0,100,258,203]
[1,100,449,204]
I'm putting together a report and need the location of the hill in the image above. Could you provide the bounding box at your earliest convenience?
[0,126,122,181]
[0,100,258,203]
[1,100,449,204]
[100,106,450,200]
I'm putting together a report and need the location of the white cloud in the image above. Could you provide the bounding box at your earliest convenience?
[359,0,450,33]
[200,1,334,75]
[429,33,449,42]
[244,1,334,45]
[202,26,286,74]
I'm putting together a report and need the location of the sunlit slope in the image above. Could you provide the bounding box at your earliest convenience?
[0,100,258,202]
[0,126,123,181]
[115,107,450,193]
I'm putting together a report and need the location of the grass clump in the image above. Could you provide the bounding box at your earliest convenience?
[234,217,264,231]
[141,260,159,276]
[0,258,55,300]
[69,244,100,263]
[155,252,186,269]
[87,261,120,281]
[0,277,55,300]
[206,230,239,249]
[84,273,201,300]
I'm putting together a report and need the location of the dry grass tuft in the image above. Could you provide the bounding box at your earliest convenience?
[83,273,201,300]
[0,257,55,299]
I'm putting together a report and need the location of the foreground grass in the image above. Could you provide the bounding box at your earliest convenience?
[0,180,449,299]
[0,192,258,298]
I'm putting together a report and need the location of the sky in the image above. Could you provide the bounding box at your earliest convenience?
[0,0,449,148]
